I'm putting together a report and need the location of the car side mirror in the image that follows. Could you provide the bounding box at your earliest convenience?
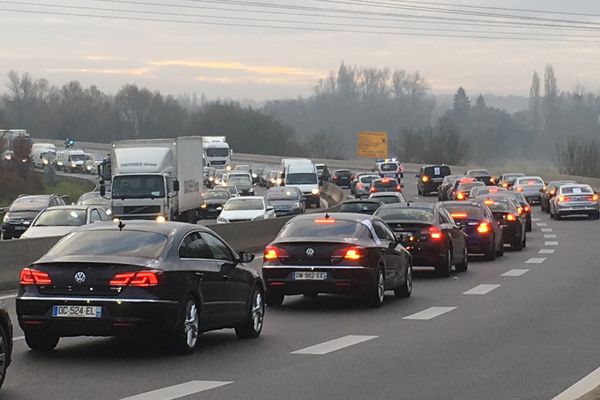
[100,184,106,197]
[0,208,5,214]
[173,180,180,192]
[388,241,396,250]
[266,206,274,212]
[238,251,255,264]
[415,174,420,178]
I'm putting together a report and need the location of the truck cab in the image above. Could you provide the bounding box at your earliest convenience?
[202,137,232,167]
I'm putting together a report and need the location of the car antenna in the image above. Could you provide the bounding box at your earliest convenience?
[324,213,330,219]
[118,220,126,231]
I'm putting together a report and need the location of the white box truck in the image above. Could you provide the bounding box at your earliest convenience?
[101,137,204,223]
[202,136,232,167]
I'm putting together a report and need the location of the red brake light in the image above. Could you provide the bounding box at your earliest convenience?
[332,247,364,261]
[506,214,517,221]
[333,176,338,180]
[357,183,364,189]
[517,207,524,215]
[428,226,443,240]
[550,189,556,195]
[370,186,377,193]
[20,268,52,285]
[422,176,430,183]
[456,192,465,200]
[516,187,524,192]
[315,218,336,224]
[484,199,495,206]
[382,178,391,183]
[451,212,468,219]
[396,184,402,191]
[477,222,491,234]
[524,206,530,212]
[558,196,567,202]
[264,246,289,260]
[110,271,161,287]
[593,194,599,201]
[502,183,509,188]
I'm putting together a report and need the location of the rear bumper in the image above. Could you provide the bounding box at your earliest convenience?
[465,235,494,254]
[16,296,179,336]
[523,194,541,204]
[404,242,444,266]
[555,204,599,215]
[499,223,521,243]
[419,182,442,193]
[262,265,376,295]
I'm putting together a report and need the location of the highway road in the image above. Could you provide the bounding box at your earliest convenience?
[2,172,599,400]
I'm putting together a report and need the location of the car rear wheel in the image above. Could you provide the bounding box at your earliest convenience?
[172,296,200,354]
[555,212,562,220]
[366,268,385,307]
[266,292,284,307]
[394,264,412,298]
[496,237,504,257]
[526,219,532,232]
[24,329,59,352]
[0,323,9,388]
[435,247,452,277]
[235,286,265,339]
[455,246,468,272]
[512,235,523,251]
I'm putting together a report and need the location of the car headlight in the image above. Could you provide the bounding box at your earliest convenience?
[43,159,49,165]
[249,188,254,193]
[201,204,208,209]
[23,220,31,225]
[311,188,320,195]
[106,209,112,216]
[292,202,301,209]
[252,173,258,178]
[71,162,77,167]
[86,165,92,170]
[2,214,9,223]
[57,161,63,166]
[156,216,166,223]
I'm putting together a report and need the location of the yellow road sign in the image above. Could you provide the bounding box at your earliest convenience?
[357,131,388,158]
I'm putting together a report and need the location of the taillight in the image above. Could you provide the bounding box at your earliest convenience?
[396,184,402,191]
[550,189,556,195]
[427,226,443,240]
[264,246,289,260]
[333,176,338,180]
[516,187,524,192]
[524,206,530,212]
[20,268,52,285]
[110,270,161,287]
[477,222,491,234]
[357,183,364,189]
[558,196,568,202]
[517,207,524,215]
[592,194,599,201]
[370,186,377,193]
[456,192,465,200]
[502,183,508,188]
[332,247,364,261]
[506,214,517,221]
[422,176,430,183]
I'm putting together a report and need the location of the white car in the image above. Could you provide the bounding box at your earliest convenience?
[217,196,276,223]
[20,206,111,239]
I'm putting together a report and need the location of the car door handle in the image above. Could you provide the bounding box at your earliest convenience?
[222,275,230,281]
[195,272,204,280]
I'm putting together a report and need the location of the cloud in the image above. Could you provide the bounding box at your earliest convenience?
[47,68,150,76]
[83,56,118,61]
[194,75,312,86]
[151,60,323,79]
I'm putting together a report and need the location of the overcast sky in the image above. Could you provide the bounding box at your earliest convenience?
[2,0,600,100]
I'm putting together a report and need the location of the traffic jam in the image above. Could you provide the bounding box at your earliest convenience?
[0,134,599,394]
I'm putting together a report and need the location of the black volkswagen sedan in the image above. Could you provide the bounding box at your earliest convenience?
[199,189,231,219]
[441,201,504,261]
[262,213,413,308]
[475,195,526,251]
[374,203,468,277]
[16,221,265,354]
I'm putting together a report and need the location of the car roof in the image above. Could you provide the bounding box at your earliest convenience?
[422,164,448,168]
[341,199,382,205]
[290,212,373,223]
[442,201,483,208]
[378,202,434,209]
[44,205,92,211]
[75,220,205,235]
[227,196,264,200]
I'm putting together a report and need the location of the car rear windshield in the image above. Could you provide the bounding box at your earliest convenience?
[34,209,87,226]
[204,191,230,200]
[224,199,263,211]
[442,205,484,220]
[278,219,369,239]
[335,170,353,177]
[485,201,511,212]
[286,173,317,185]
[562,186,593,194]
[267,190,301,200]
[359,176,376,183]
[373,180,397,189]
[424,166,451,176]
[375,208,434,222]
[47,231,168,258]
[517,178,544,186]
[458,183,483,191]
[380,163,398,172]
[373,196,401,204]
[339,202,380,213]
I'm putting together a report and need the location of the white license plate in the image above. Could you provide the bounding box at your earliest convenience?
[52,305,102,318]
[294,272,327,280]
[14,226,27,231]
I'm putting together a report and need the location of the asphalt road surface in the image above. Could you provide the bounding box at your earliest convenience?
[2,173,599,400]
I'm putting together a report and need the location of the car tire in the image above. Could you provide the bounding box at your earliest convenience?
[484,241,496,261]
[496,238,504,257]
[235,286,265,339]
[1,233,10,241]
[266,292,284,307]
[555,212,562,220]
[24,329,59,352]
[394,264,412,298]
[512,235,523,251]
[0,322,9,388]
[435,247,452,277]
[172,295,200,355]
[455,246,468,272]
[526,220,532,232]
[366,268,385,308]
[591,211,600,220]
[522,233,527,248]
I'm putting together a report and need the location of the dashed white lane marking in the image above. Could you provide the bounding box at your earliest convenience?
[541,228,553,233]
[403,307,456,320]
[545,241,559,246]
[0,293,17,300]
[463,284,501,295]
[292,335,378,355]
[537,222,548,227]
[532,218,541,222]
[539,249,556,254]
[552,365,600,400]
[13,336,24,342]
[119,380,233,400]
[526,257,547,264]
[545,234,558,239]
[502,269,529,277]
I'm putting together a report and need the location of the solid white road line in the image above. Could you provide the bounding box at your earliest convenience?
[0,293,17,300]
[541,228,553,233]
[537,222,548,227]
[501,269,529,277]
[526,258,547,264]
[292,335,378,355]
[463,284,501,295]
[119,381,233,400]
[545,234,558,239]
[403,307,456,320]
[552,366,600,400]
[545,241,559,246]
[539,249,556,254]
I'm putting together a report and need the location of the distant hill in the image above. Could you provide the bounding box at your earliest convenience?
[435,93,529,114]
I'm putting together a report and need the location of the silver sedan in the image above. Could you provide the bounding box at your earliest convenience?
[550,184,599,220]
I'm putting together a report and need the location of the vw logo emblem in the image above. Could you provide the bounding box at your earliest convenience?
[74,272,86,284]
[306,248,315,257]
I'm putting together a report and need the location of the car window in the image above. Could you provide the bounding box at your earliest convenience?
[90,209,102,223]
[438,208,454,224]
[201,233,235,262]
[374,221,396,241]
[179,232,212,259]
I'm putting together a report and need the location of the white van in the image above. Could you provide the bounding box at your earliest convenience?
[31,147,57,168]
[56,149,87,173]
[284,161,320,208]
